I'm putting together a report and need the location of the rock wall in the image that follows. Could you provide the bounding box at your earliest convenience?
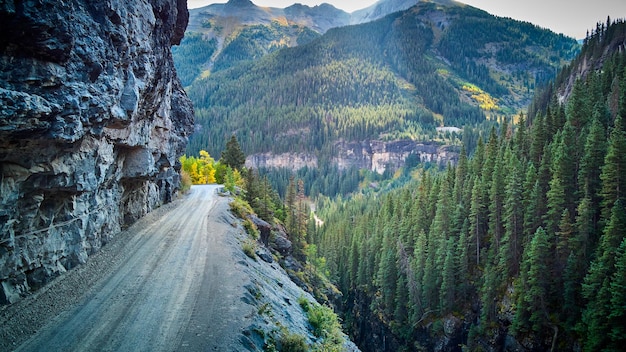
[0,0,193,304]
[333,140,459,174]
[246,140,459,174]
[245,152,318,171]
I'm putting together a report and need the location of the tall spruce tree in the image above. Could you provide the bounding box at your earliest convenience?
[582,199,626,351]
[499,150,524,277]
[513,227,552,334]
[600,115,626,221]
[221,135,246,170]
[608,238,626,349]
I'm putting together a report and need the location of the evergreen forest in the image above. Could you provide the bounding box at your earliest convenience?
[180,2,578,160]
[172,2,626,350]
[311,20,626,351]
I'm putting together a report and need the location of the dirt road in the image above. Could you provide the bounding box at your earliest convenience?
[1,185,254,351]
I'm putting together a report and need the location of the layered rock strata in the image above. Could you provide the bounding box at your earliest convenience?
[245,140,459,174]
[0,0,193,304]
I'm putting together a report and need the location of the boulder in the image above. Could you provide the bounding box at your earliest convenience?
[248,215,271,244]
[255,247,273,264]
[269,229,292,256]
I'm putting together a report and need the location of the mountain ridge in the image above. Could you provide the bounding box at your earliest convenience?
[183,1,579,161]
[187,0,351,34]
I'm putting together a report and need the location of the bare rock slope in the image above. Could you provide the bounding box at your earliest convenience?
[0,0,194,304]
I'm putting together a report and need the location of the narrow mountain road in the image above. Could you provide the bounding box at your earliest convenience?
[1,185,254,351]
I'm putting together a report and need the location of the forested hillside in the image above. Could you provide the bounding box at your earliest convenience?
[173,0,345,86]
[184,1,578,160]
[173,19,320,86]
[312,20,626,351]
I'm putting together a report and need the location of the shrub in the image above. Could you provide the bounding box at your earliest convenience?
[308,305,338,338]
[299,299,344,350]
[180,169,192,193]
[298,296,311,312]
[230,198,254,219]
[243,240,257,260]
[279,331,308,352]
[243,218,260,239]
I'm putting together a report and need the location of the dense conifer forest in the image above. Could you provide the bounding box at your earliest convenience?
[311,20,626,351]
[173,3,625,349]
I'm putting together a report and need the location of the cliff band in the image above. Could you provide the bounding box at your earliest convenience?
[0,0,194,304]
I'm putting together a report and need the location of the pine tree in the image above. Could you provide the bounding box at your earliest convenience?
[456,219,470,299]
[556,209,574,266]
[439,237,456,314]
[285,176,297,235]
[608,238,626,348]
[394,242,410,337]
[529,113,547,165]
[577,118,607,252]
[582,199,626,351]
[488,146,506,251]
[469,177,486,266]
[409,229,427,324]
[562,250,584,332]
[600,115,626,221]
[514,112,529,159]
[221,135,246,170]
[566,78,591,131]
[545,131,569,236]
[513,227,552,334]
[454,145,469,203]
[292,179,309,260]
[376,230,398,318]
[499,151,524,276]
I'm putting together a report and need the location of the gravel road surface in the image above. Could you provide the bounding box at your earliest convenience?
[0,185,253,351]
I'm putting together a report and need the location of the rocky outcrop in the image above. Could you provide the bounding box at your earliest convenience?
[0,0,193,304]
[334,140,459,174]
[246,152,318,171]
[246,140,459,174]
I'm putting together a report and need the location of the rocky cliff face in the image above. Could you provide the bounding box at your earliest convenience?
[0,0,193,304]
[333,140,459,174]
[246,152,318,171]
[245,140,458,174]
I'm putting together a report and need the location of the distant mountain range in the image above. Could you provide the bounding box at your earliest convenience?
[187,0,428,34]
[177,0,579,160]
[178,0,431,82]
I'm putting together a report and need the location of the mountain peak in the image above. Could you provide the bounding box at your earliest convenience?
[225,0,255,8]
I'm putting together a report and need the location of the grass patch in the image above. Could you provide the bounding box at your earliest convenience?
[230,198,254,219]
[243,218,260,239]
[279,331,308,352]
[243,240,257,260]
[258,302,272,316]
[264,328,309,352]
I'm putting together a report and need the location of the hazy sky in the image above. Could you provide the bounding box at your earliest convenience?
[187,0,626,39]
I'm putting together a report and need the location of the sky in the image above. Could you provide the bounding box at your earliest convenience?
[187,0,626,39]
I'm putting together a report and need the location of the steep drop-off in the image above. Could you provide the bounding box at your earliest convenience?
[0,0,194,304]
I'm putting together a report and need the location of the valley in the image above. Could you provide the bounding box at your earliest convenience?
[178,0,578,182]
[176,1,626,351]
[1,0,625,351]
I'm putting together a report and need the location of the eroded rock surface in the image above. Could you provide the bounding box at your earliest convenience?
[0,0,193,304]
